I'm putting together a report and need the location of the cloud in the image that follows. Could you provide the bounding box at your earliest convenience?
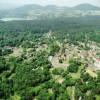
[21,0,100,6]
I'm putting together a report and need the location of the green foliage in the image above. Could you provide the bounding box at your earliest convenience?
[0,17,100,99]
[81,73,93,82]
[68,60,81,73]
[52,68,64,75]
[49,43,60,56]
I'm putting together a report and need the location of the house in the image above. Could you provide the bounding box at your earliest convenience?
[94,58,100,70]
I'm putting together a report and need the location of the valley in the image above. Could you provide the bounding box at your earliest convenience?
[0,4,100,100]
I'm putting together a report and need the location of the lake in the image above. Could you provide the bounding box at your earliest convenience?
[0,18,33,21]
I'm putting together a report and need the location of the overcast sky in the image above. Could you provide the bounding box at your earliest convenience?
[0,0,100,9]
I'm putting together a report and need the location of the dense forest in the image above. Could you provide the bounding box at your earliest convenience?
[0,16,100,100]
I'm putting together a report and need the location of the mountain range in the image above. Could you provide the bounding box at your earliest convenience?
[0,3,100,19]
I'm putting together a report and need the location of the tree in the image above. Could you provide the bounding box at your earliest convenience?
[68,60,81,73]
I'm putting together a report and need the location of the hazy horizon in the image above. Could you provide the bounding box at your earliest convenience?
[0,0,100,10]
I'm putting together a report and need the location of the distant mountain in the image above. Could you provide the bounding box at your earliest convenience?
[73,3,100,10]
[0,3,100,19]
[15,4,43,11]
[12,3,100,11]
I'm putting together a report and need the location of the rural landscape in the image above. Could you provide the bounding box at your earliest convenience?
[0,2,100,100]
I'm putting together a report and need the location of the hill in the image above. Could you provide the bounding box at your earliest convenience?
[73,3,100,10]
[0,3,100,19]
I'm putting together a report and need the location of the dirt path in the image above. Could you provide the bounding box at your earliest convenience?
[9,47,23,57]
[72,86,75,100]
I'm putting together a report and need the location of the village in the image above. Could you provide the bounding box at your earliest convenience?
[48,39,100,78]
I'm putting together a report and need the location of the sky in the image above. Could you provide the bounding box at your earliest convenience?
[0,0,100,9]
